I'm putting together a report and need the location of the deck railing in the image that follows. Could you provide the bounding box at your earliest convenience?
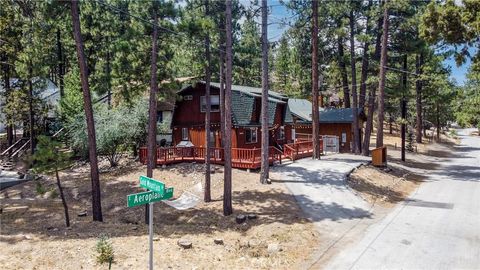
[283,139,323,161]
[139,145,287,169]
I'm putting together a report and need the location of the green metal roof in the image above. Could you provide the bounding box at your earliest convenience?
[288,98,313,122]
[209,82,287,100]
[319,108,362,123]
[231,90,256,125]
[284,103,294,123]
[288,98,364,124]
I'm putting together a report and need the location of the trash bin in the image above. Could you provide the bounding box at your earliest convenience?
[372,146,387,166]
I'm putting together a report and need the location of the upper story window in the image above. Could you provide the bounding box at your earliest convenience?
[278,126,285,140]
[200,95,220,112]
[245,128,257,144]
[182,127,189,141]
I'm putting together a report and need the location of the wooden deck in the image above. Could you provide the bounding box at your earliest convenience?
[139,140,321,169]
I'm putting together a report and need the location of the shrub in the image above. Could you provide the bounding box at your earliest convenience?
[66,99,148,167]
[35,181,46,195]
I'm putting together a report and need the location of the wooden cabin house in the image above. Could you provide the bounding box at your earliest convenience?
[171,81,294,149]
[288,98,366,153]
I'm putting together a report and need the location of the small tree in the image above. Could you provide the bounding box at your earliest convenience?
[32,135,72,227]
[95,234,115,268]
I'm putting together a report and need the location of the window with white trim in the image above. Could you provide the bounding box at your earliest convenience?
[200,95,220,112]
[182,128,189,140]
[245,128,257,143]
[278,126,285,140]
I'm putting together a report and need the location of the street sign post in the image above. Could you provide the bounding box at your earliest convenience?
[127,176,173,270]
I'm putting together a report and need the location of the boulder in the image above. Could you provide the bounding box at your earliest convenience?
[214,238,224,245]
[77,211,87,217]
[177,239,192,249]
[235,214,246,224]
[267,243,281,254]
[247,214,257,220]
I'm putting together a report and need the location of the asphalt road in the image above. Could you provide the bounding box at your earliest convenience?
[326,129,480,270]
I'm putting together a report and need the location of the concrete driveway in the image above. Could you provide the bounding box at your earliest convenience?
[270,154,374,267]
[324,129,480,269]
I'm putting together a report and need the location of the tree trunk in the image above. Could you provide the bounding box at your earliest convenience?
[55,168,70,227]
[2,56,13,149]
[337,36,350,108]
[376,1,389,148]
[362,0,384,156]
[28,64,35,155]
[415,53,423,143]
[401,98,406,161]
[260,0,270,183]
[218,12,226,148]
[312,0,321,159]
[401,54,407,160]
[145,2,159,224]
[70,0,103,222]
[362,85,376,156]
[436,100,440,142]
[106,45,112,108]
[56,29,64,98]
[350,9,360,154]
[223,0,233,216]
[359,0,372,109]
[204,0,212,202]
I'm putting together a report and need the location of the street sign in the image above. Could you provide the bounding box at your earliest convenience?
[127,188,174,207]
[139,175,165,195]
[129,176,175,270]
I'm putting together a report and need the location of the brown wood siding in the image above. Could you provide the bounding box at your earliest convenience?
[292,123,356,153]
[172,84,221,126]
[235,127,261,148]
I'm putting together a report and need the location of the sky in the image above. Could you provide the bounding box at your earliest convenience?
[243,0,472,86]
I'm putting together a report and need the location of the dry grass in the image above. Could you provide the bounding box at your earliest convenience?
[348,164,425,207]
[0,158,319,270]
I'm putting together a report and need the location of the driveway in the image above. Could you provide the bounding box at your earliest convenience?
[270,154,374,267]
[324,129,480,269]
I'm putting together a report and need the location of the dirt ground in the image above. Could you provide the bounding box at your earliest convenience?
[0,158,318,270]
[349,128,458,208]
[348,164,425,208]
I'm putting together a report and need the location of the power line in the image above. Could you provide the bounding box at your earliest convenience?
[95,0,227,54]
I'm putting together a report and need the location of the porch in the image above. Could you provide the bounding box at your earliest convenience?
[138,140,326,170]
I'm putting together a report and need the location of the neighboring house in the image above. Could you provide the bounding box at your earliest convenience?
[288,98,366,153]
[171,81,294,149]
[156,100,174,146]
[0,78,60,134]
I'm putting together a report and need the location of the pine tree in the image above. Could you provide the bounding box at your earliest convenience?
[70,0,103,222]
[260,0,270,184]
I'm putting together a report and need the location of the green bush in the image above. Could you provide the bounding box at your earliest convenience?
[95,234,115,266]
[66,99,148,167]
[35,181,46,195]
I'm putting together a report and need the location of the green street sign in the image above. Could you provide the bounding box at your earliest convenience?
[139,175,165,195]
[127,188,174,207]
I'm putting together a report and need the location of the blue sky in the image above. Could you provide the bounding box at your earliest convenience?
[248,0,472,86]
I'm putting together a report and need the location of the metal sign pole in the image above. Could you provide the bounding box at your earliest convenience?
[149,202,153,270]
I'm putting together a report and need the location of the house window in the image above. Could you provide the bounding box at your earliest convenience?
[182,128,189,140]
[291,128,296,141]
[278,126,285,140]
[200,95,220,112]
[245,128,257,143]
[184,95,193,101]
[157,111,163,123]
